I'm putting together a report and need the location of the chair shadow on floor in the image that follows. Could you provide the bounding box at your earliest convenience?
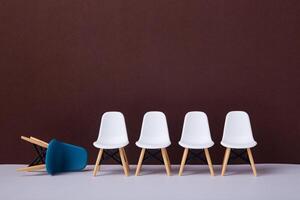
[21,171,48,177]
[138,167,171,176]
[170,165,281,176]
[176,165,216,176]
[19,165,281,177]
[222,165,281,176]
[21,167,94,177]
[94,168,128,177]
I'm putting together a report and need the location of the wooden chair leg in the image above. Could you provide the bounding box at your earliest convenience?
[165,149,171,172]
[161,148,171,176]
[21,136,48,148]
[17,164,46,172]
[247,148,257,176]
[30,137,49,146]
[93,149,103,176]
[122,148,130,172]
[204,148,215,176]
[178,148,189,176]
[135,148,145,176]
[121,148,130,174]
[221,148,231,176]
[119,148,129,176]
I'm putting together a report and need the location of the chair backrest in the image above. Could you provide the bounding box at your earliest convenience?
[138,111,171,144]
[46,139,87,175]
[222,111,255,144]
[180,111,212,143]
[96,112,129,144]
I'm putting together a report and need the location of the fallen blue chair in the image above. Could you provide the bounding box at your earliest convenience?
[17,136,88,175]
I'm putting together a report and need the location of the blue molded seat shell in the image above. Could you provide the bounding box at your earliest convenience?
[46,139,88,175]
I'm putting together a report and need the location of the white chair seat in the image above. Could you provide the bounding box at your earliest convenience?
[93,141,129,149]
[221,111,257,149]
[93,112,129,150]
[136,111,171,149]
[135,141,171,149]
[221,140,257,149]
[178,140,214,149]
[178,111,214,149]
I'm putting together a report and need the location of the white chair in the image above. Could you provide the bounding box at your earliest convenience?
[178,111,215,176]
[135,111,171,176]
[93,112,130,176]
[221,111,257,176]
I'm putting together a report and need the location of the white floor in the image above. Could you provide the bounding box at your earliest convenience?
[1,164,299,200]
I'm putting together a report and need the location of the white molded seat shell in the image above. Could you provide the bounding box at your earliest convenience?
[93,112,129,149]
[179,111,214,149]
[136,111,171,149]
[221,111,257,149]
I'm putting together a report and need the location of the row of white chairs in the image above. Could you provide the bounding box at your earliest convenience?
[93,111,257,177]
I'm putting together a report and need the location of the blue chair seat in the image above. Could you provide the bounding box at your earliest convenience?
[46,139,88,175]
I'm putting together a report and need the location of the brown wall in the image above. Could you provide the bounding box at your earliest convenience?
[0,0,299,164]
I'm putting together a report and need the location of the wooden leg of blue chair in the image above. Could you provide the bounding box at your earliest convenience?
[30,137,48,146]
[93,149,103,176]
[204,148,215,176]
[21,136,48,148]
[135,148,145,176]
[119,148,129,176]
[247,148,257,176]
[17,164,46,172]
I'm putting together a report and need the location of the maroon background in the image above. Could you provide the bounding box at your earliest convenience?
[0,0,299,164]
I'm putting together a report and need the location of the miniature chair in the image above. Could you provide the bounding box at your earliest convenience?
[221,111,257,176]
[93,112,130,176]
[135,111,171,176]
[17,136,87,175]
[178,111,214,176]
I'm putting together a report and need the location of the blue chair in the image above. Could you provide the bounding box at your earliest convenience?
[46,139,88,175]
[17,136,88,175]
